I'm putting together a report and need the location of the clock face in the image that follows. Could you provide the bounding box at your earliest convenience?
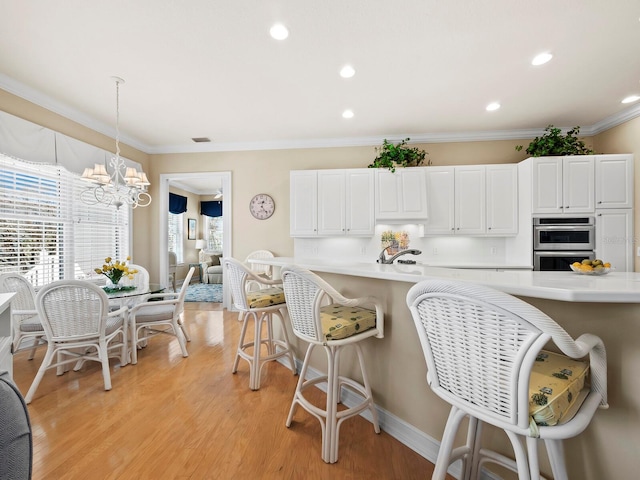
[249,194,275,220]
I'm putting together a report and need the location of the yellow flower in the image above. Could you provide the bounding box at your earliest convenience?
[95,256,136,285]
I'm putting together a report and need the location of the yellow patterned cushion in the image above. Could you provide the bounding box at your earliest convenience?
[247,287,286,308]
[319,304,377,341]
[529,350,589,426]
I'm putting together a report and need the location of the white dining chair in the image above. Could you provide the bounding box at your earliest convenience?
[25,280,128,404]
[0,273,46,361]
[128,267,195,364]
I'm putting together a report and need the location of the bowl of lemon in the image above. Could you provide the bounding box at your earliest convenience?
[570,259,612,275]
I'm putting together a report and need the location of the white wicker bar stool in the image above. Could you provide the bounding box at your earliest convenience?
[224,257,297,390]
[281,265,384,464]
[406,279,608,480]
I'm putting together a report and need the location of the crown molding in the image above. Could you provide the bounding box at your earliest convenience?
[3,74,640,155]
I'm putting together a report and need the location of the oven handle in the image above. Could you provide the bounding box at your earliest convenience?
[534,225,594,231]
[534,251,595,257]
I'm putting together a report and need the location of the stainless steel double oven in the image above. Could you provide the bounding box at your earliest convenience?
[533,217,595,271]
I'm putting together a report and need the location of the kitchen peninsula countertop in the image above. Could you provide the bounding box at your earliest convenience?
[253,257,640,303]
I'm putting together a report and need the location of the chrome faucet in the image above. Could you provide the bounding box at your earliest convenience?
[377,248,422,264]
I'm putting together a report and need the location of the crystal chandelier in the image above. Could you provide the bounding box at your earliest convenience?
[80,77,151,209]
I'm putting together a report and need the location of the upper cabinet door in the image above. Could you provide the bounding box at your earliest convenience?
[454,166,486,234]
[345,169,375,235]
[563,156,594,213]
[425,167,455,234]
[531,156,594,214]
[317,170,346,235]
[290,170,318,236]
[486,164,518,235]
[595,154,634,209]
[375,168,428,220]
[532,157,563,214]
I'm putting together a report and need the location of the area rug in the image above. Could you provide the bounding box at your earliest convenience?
[185,283,223,302]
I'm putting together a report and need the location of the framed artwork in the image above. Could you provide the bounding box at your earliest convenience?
[187,218,196,240]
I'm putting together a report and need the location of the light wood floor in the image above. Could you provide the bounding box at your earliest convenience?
[12,302,449,480]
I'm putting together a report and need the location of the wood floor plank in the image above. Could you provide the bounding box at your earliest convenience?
[11,302,450,479]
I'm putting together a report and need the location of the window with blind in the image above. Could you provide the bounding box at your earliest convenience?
[168,213,184,264]
[203,215,223,251]
[0,154,130,287]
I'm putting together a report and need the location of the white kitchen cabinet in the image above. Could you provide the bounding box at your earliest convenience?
[344,169,375,235]
[531,156,594,214]
[317,169,374,236]
[486,164,519,235]
[375,168,428,220]
[595,154,634,209]
[424,167,455,233]
[290,170,318,236]
[596,209,633,272]
[317,170,346,236]
[425,164,517,236]
[291,169,374,237]
[455,166,486,234]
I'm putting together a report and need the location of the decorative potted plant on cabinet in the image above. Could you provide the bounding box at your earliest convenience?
[515,125,595,156]
[368,137,431,172]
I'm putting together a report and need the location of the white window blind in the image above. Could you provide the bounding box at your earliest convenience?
[168,213,183,263]
[203,215,223,251]
[0,154,130,287]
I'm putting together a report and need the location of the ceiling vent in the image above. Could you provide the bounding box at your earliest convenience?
[191,137,211,143]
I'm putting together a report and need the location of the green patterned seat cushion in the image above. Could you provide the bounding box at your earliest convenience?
[247,287,286,308]
[319,304,377,341]
[529,350,589,426]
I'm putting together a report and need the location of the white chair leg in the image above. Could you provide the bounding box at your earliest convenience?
[232,312,251,374]
[25,345,56,404]
[544,439,568,480]
[99,340,112,391]
[173,320,189,358]
[130,322,139,365]
[286,344,314,428]
[505,431,531,480]
[433,406,468,480]
[249,312,264,390]
[324,344,338,463]
[354,343,380,433]
[274,308,297,375]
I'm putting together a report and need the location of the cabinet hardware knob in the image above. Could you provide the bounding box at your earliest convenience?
[488,227,492,230]
[598,201,602,204]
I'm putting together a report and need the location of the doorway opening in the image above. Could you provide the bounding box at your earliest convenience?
[158,171,232,308]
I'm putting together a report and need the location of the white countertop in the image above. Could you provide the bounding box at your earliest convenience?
[252,257,640,303]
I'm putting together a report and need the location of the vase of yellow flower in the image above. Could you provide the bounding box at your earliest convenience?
[95,256,137,288]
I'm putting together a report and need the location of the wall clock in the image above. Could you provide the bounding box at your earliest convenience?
[249,193,275,220]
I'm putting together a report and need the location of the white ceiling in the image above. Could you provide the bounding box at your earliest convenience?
[1,0,640,155]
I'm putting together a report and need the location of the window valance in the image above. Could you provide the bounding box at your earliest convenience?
[201,201,222,217]
[169,193,188,214]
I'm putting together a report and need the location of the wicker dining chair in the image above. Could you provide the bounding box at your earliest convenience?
[281,264,384,464]
[406,279,608,480]
[0,273,46,361]
[127,267,195,364]
[224,257,296,390]
[25,280,128,404]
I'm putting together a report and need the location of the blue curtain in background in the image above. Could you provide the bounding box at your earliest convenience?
[201,201,222,217]
[169,193,188,214]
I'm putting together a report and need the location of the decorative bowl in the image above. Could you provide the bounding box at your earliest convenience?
[570,265,611,276]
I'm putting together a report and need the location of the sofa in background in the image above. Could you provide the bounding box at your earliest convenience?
[201,253,223,284]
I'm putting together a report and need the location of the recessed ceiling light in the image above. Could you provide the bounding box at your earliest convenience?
[532,52,553,66]
[269,23,289,40]
[486,102,500,112]
[340,65,355,78]
[342,109,354,119]
[621,95,640,104]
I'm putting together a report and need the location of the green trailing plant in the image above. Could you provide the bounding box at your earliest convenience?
[368,138,431,172]
[515,125,595,156]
